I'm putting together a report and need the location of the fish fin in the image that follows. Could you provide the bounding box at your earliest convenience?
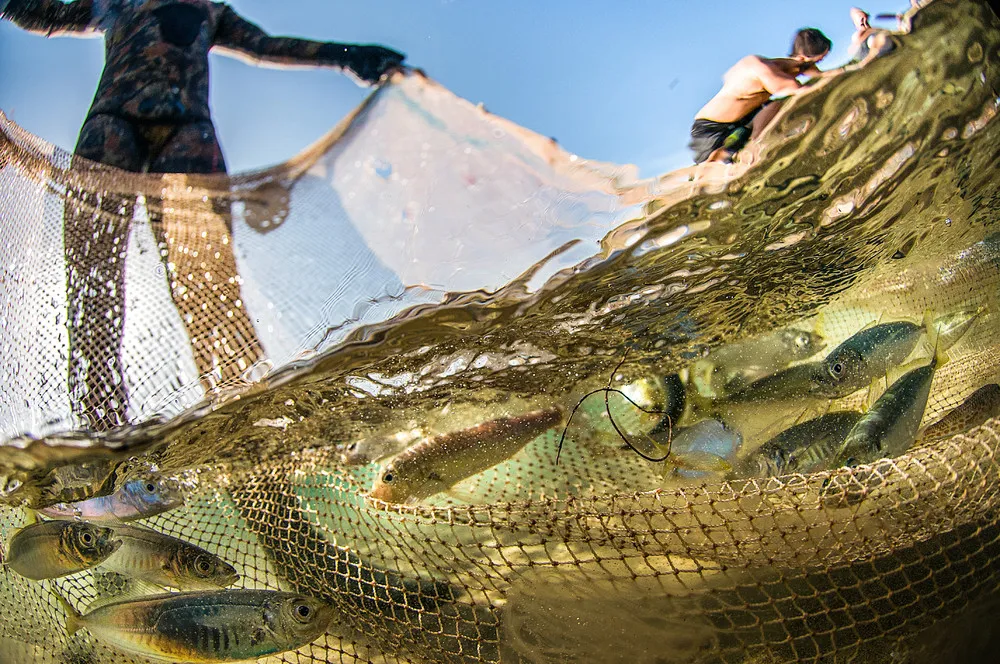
[792,406,818,426]
[864,376,886,412]
[639,431,670,455]
[22,508,39,526]
[917,310,951,368]
[124,579,170,599]
[98,511,131,528]
[929,306,983,352]
[87,576,170,610]
[444,481,480,505]
[882,357,932,389]
[815,309,829,339]
[922,308,939,353]
[50,587,83,636]
[932,339,950,369]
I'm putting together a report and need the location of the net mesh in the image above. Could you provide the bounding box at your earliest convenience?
[2,0,1000,662]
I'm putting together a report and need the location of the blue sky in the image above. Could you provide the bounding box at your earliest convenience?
[0,1,907,176]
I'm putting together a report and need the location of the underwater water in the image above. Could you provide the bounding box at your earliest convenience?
[1,0,1000,662]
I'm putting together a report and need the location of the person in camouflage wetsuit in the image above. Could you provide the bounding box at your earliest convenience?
[1,0,405,172]
[2,0,405,430]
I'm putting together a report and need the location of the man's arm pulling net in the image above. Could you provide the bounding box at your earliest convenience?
[1,0,96,36]
[212,5,404,83]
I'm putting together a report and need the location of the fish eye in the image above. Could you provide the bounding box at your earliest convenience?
[80,530,95,546]
[295,603,312,621]
[144,482,157,494]
[828,361,846,379]
[795,333,810,348]
[382,471,394,484]
[194,555,214,575]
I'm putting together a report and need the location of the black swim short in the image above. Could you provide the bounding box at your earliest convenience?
[688,107,762,164]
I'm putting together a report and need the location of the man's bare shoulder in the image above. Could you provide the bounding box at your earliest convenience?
[731,54,766,70]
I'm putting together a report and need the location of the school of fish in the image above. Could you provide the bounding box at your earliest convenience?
[2,305,993,661]
[3,473,333,663]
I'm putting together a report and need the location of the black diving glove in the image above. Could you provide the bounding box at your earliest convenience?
[323,43,406,84]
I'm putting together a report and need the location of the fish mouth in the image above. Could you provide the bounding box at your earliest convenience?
[216,571,240,588]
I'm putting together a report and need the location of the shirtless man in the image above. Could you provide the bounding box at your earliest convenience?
[848,7,894,67]
[689,28,831,165]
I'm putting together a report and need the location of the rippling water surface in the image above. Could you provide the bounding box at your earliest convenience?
[1,1,999,663]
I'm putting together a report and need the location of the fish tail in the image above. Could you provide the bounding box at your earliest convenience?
[922,308,939,346]
[51,589,83,636]
[920,309,950,368]
[933,335,950,369]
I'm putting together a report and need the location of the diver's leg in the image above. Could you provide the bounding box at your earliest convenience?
[74,113,145,172]
[64,115,142,430]
[148,120,226,175]
[146,122,264,394]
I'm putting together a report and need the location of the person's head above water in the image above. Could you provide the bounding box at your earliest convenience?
[790,28,832,62]
[850,7,872,31]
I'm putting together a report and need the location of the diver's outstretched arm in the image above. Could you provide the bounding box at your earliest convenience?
[1,0,95,36]
[213,6,405,84]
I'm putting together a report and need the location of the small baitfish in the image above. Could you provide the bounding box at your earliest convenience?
[39,476,184,522]
[733,411,864,478]
[60,589,333,663]
[7,520,121,580]
[339,428,424,466]
[101,524,239,591]
[653,418,742,479]
[832,357,940,468]
[727,320,925,403]
[921,383,1000,442]
[370,406,565,504]
[691,328,825,398]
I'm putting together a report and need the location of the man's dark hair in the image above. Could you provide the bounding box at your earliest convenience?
[791,28,832,57]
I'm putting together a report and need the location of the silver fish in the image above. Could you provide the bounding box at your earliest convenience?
[661,418,742,479]
[339,428,424,466]
[833,358,939,468]
[370,406,565,504]
[734,411,864,478]
[728,320,924,403]
[39,476,184,522]
[692,328,825,398]
[921,383,1000,442]
[7,520,121,580]
[101,524,239,591]
[60,589,333,662]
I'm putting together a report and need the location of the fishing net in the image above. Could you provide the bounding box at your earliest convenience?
[1,0,1000,661]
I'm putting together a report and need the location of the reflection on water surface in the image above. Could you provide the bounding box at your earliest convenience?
[0,1,999,662]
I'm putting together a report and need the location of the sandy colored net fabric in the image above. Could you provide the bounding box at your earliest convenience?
[1,0,1000,662]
